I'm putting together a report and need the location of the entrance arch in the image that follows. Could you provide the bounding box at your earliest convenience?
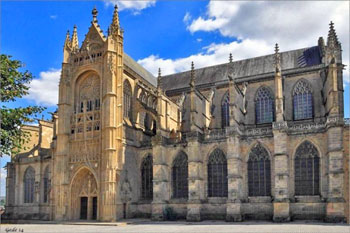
[70,167,98,220]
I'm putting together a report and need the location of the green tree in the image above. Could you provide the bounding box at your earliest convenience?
[0,54,45,156]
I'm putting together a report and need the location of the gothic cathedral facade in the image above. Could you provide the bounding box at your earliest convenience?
[5,6,349,223]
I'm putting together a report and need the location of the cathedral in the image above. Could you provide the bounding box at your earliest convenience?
[4,6,349,223]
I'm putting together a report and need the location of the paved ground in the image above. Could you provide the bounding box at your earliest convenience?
[0,220,349,233]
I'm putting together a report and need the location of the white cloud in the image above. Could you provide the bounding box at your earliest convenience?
[187,1,349,77]
[138,39,271,76]
[196,38,202,43]
[50,15,57,19]
[25,69,61,107]
[104,0,156,12]
[183,12,192,24]
[139,1,349,88]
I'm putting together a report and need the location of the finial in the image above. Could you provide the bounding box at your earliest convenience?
[190,61,195,87]
[92,6,98,23]
[64,30,71,48]
[229,53,233,63]
[274,43,281,73]
[274,43,279,54]
[157,68,162,90]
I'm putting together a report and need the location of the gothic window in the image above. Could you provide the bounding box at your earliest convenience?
[248,144,271,196]
[141,154,153,199]
[144,113,151,131]
[255,87,274,124]
[80,102,84,113]
[43,166,50,203]
[24,166,35,203]
[123,80,132,119]
[172,152,188,199]
[208,149,228,197]
[294,141,320,196]
[293,79,313,120]
[222,92,230,128]
[95,99,100,110]
[87,100,93,112]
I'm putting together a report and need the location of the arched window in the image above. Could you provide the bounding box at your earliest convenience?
[255,87,274,124]
[43,166,50,203]
[221,92,230,128]
[123,80,132,118]
[293,79,313,120]
[248,144,271,196]
[144,113,151,131]
[141,155,153,199]
[24,167,35,203]
[208,149,228,197]
[172,152,188,199]
[295,141,320,196]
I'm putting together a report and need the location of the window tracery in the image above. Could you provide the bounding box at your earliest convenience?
[123,80,132,119]
[141,155,153,199]
[172,152,188,198]
[255,87,274,124]
[293,79,313,120]
[248,144,271,196]
[24,167,35,203]
[208,149,228,197]
[222,92,230,128]
[43,166,50,203]
[294,141,320,195]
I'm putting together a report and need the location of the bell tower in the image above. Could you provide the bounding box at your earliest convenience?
[53,5,124,221]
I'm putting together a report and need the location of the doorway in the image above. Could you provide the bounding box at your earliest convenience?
[92,197,97,220]
[80,197,88,219]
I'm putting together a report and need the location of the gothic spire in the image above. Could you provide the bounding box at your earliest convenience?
[190,61,195,88]
[92,6,98,23]
[229,53,233,63]
[327,21,340,48]
[274,43,281,73]
[110,4,121,37]
[71,25,79,51]
[64,30,71,49]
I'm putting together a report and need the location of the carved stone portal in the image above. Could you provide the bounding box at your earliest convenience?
[70,168,98,220]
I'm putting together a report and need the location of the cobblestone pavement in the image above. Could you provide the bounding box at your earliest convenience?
[0,221,349,233]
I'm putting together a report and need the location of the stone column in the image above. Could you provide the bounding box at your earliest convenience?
[325,117,345,222]
[151,135,169,220]
[187,137,203,221]
[272,122,290,222]
[226,134,243,221]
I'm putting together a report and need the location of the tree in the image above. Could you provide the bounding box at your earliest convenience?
[0,54,45,156]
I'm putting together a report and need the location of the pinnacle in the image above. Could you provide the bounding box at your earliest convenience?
[158,68,161,78]
[327,21,339,47]
[274,43,279,54]
[71,25,79,50]
[190,61,195,87]
[229,53,233,63]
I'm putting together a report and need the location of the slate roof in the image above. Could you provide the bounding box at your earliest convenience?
[123,53,157,86]
[161,46,322,92]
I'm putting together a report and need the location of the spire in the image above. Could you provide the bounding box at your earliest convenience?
[190,61,195,88]
[64,30,71,49]
[274,43,281,73]
[92,6,98,23]
[110,5,121,37]
[327,21,340,48]
[229,53,233,63]
[71,25,79,51]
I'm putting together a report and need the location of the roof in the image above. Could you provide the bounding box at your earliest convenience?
[161,46,322,92]
[123,53,157,86]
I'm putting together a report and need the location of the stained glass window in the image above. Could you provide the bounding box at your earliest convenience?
[24,167,35,203]
[294,141,319,196]
[255,87,274,124]
[172,152,188,198]
[43,166,50,203]
[141,154,153,199]
[123,80,132,118]
[293,79,313,120]
[222,93,230,128]
[248,144,271,196]
[208,149,228,197]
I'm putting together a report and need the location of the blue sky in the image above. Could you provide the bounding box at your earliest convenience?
[1,1,349,195]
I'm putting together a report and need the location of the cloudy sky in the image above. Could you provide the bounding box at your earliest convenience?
[1,1,349,196]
